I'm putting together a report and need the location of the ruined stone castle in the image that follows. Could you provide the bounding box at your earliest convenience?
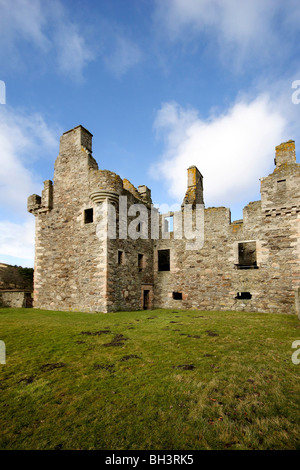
[28,125,300,316]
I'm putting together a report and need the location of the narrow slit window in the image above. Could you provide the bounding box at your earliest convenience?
[158,249,170,271]
[138,254,144,272]
[118,250,124,265]
[84,208,93,224]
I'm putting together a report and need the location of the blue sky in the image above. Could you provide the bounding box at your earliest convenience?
[1,0,300,268]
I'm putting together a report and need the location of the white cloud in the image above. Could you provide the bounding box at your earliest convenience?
[0,0,145,80]
[0,0,95,80]
[47,0,96,81]
[154,0,298,68]
[155,0,272,39]
[0,0,49,50]
[0,106,59,265]
[151,96,288,208]
[104,35,143,78]
[0,217,35,262]
[54,22,96,81]
[0,106,59,214]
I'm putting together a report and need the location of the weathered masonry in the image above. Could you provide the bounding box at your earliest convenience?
[28,125,300,317]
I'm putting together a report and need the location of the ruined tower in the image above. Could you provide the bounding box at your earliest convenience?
[28,125,154,312]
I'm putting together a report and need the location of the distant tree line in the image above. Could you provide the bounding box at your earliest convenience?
[0,265,33,291]
[16,266,34,284]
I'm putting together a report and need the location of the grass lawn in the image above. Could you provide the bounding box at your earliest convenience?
[0,307,299,450]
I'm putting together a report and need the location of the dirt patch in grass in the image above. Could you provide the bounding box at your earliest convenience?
[80,330,111,336]
[102,342,124,347]
[18,376,35,385]
[102,334,129,347]
[179,333,201,338]
[40,362,66,372]
[119,355,141,362]
[93,364,115,372]
[206,330,219,337]
[173,364,196,371]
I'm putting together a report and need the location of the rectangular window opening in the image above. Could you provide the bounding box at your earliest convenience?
[84,208,93,224]
[172,292,182,300]
[118,250,124,265]
[235,292,252,300]
[237,241,257,269]
[143,289,150,310]
[158,249,170,271]
[138,253,144,272]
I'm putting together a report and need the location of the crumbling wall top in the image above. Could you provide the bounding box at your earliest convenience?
[123,179,142,200]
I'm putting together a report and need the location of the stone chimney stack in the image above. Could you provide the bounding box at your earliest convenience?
[53,125,98,192]
[59,125,93,155]
[182,165,204,207]
[274,140,296,168]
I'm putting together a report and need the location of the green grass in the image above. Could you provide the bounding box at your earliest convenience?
[0,307,299,450]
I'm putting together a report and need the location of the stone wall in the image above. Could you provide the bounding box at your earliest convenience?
[0,291,32,308]
[154,141,300,315]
